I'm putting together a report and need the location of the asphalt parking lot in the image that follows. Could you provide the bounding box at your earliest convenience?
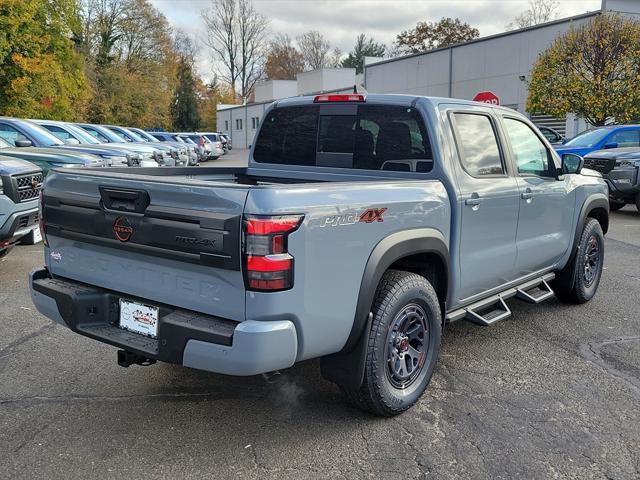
[1,159,639,478]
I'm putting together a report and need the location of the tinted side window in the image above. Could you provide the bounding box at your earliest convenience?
[503,118,551,177]
[453,113,504,176]
[0,123,28,146]
[43,125,72,140]
[540,127,560,143]
[611,130,640,147]
[254,106,318,166]
[81,126,109,142]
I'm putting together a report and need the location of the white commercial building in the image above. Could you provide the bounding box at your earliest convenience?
[218,0,640,148]
[364,0,640,138]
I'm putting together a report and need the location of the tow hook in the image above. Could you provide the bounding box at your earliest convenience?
[117,350,156,368]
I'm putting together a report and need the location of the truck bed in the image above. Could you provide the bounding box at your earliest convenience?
[63,165,432,187]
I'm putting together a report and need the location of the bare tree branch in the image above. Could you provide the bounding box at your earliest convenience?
[202,0,239,94]
[506,0,559,30]
[201,0,268,100]
[297,31,332,70]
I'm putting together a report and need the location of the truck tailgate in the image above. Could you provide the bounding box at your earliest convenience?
[41,170,249,321]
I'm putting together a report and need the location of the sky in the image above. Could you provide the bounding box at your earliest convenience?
[149,0,602,81]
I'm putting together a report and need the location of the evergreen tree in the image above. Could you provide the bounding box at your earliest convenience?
[341,34,385,74]
[172,59,200,130]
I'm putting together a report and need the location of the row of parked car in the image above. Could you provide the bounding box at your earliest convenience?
[0,117,233,174]
[0,116,233,257]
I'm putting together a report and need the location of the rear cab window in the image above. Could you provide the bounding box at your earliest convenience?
[253,104,433,173]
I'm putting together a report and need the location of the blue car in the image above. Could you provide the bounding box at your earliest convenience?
[554,125,640,157]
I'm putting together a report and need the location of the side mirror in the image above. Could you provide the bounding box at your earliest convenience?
[604,142,618,149]
[561,153,584,174]
[15,139,32,147]
[64,138,80,145]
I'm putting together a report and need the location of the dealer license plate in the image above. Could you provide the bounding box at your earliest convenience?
[119,299,159,338]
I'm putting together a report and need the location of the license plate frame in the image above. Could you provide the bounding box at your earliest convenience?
[119,299,159,338]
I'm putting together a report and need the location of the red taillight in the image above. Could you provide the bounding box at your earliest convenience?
[244,215,303,291]
[38,189,48,247]
[313,94,365,103]
[246,216,303,235]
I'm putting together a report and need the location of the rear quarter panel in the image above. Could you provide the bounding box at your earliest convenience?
[244,180,450,360]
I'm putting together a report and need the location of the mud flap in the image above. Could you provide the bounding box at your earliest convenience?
[320,312,373,388]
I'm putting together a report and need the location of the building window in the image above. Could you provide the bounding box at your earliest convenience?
[236,119,243,130]
[251,117,260,129]
[224,120,229,131]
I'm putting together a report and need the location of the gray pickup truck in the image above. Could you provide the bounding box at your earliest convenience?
[29,94,609,416]
[1,158,42,258]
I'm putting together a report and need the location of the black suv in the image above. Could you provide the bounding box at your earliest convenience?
[584,147,640,212]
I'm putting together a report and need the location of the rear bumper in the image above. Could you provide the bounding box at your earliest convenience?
[206,147,224,158]
[29,269,297,376]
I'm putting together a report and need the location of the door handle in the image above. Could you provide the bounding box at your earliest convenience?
[465,194,481,208]
[521,188,533,200]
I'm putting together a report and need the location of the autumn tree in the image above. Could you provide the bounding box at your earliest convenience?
[297,31,342,70]
[341,34,385,74]
[78,0,176,127]
[202,0,269,100]
[395,17,480,54]
[197,75,236,131]
[527,14,640,127]
[265,34,304,80]
[0,0,90,119]
[507,0,559,30]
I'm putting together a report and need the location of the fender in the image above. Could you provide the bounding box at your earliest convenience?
[320,228,449,388]
[569,193,609,262]
[556,193,609,286]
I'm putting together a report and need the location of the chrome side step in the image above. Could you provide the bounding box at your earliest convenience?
[515,279,554,304]
[446,273,555,326]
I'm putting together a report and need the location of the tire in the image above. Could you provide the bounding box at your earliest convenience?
[609,201,625,212]
[340,270,442,416]
[552,218,604,304]
[636,193,640,213]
